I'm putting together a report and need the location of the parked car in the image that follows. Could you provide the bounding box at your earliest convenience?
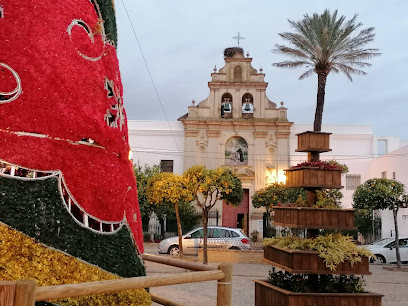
[158,226,251,256]
[364,237,408,264]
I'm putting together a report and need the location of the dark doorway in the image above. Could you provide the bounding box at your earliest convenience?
[222,189,249,235]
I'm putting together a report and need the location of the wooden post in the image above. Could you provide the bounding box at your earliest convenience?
[0,281,16,306]
[14,280,36,306]
[217,263,232,306]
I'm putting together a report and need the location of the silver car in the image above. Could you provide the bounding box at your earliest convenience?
[364,237,408,264]
[158,226,251,256]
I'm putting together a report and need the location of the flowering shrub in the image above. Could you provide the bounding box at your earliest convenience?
[290,160,348,173]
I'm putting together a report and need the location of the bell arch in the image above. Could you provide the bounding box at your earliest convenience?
[221,92,233,118]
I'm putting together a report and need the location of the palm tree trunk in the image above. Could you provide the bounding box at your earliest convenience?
[175,203,183,257]
[314,72,327,132]
[392,204,402,269]
[202,208,209,265]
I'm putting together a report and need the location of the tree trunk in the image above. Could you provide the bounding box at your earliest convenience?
[392,205,402,269]
[175,203,183,257]
[313,72,327,132]
[202,208,209,265]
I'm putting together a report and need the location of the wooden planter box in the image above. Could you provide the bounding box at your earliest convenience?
[285,167,342,188]
[254,280,383,306]
[296,131,332,153]
[273,206,356,230]
[263,245,370,275]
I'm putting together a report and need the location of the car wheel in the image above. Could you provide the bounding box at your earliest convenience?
[168,245,180,256]
[371,254,386,264]
[228,246,240,250]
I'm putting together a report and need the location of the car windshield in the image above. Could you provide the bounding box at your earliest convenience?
[370,238,394,246]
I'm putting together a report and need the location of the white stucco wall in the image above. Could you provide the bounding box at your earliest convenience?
[128,121,184,174]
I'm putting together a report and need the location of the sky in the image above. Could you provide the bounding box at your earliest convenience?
[115,0,408,140]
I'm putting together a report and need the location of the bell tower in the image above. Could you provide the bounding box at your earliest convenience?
[178,46,293,235]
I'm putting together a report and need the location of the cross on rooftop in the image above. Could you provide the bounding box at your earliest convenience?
[232,32,245,47]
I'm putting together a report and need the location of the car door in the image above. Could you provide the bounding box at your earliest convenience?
[208,228,230,249]
[398,238,408,262]
[183,229,203,255]
[384,241,397,263]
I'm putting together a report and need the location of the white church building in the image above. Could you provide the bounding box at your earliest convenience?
[128,47,408,239]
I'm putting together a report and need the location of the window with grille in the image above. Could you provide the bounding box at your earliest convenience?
[160,160,174,173]
[346,174,361,190]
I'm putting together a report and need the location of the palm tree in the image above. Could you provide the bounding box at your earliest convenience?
[274,10,380,132]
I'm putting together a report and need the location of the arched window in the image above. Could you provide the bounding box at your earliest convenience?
[241,93,254,118]
[221,92,233,118]
[234,66,242,82]
[225,137,248,166]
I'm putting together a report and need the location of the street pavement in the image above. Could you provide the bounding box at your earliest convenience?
[144,244,408,306]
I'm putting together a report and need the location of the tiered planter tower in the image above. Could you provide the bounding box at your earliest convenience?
[255,131,383,306]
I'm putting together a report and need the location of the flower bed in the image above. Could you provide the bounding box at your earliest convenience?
[273,206,356,229]
[285,167,342,188]
[263,245,371,275]
[295,131,332,153]
[263,234,372,272]
[254,280,383,306]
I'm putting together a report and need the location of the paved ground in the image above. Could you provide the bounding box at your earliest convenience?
[144,244,408,306]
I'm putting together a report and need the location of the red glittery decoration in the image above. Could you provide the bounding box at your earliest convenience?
[0,1,143,252]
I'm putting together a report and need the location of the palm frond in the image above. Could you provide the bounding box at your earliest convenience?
[273,44,310,59]
[273,61,311,69]
[299,69,315,80]
[334,63,368,81]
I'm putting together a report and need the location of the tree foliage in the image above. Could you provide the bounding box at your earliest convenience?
[274,9,380,131]
[133,163,160,218]
[353,178,405,210]
[252,183,306,210]
[183,166,244,208]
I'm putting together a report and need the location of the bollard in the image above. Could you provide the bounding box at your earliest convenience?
[14,280,36,306]
[0,281,16,306]
[217,263,232,306]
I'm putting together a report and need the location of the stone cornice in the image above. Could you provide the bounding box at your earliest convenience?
[207,130,221,137]
[276,131,291,139]
[253,131,268,138]
[185,130,199,137]
[224,57,253,62]
[208,82,268,89]
[181,119,294,131]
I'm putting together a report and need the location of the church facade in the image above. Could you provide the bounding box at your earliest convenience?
[178,47,292,235]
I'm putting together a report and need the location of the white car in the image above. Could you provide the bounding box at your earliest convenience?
[158,226,251,256]
[364,237,408,264]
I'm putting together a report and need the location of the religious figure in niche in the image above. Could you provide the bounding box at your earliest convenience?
[225,137,248,166]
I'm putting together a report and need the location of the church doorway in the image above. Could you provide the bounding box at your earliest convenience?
[222,189,249,235]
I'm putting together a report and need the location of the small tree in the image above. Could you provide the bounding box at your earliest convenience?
[353,178,407,268]
[146,172,192,257]
[183,166,244,264]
